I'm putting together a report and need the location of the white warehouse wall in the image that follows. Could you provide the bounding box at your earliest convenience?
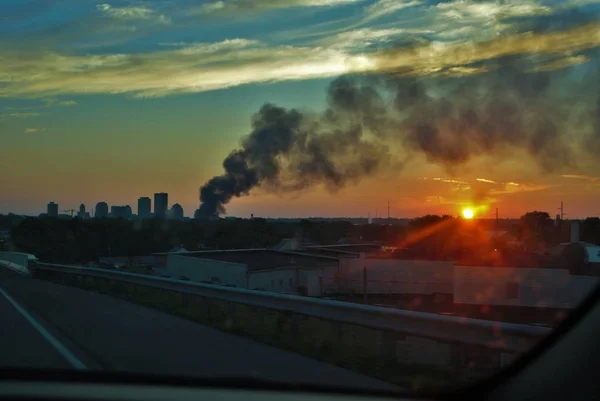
[331,258,454,295]
[164,255,248,288]
[454,266,600,308]
[249,266,338,295]
[249,268,298,292]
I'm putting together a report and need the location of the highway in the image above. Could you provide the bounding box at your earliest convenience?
[0,268,396,390]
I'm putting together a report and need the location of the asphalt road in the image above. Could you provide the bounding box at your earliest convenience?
[0,268,397,390]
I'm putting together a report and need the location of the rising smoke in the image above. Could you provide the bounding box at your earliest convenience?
[197,48,600,217]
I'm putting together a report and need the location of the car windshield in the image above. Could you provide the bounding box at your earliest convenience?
[1,0,600,395]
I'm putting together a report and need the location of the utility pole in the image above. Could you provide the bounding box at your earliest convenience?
[388,200,390,219]
[559,201,565,220]
[363,265,367,304]
[495,208,499,231]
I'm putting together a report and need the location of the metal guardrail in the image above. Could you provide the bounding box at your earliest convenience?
[0,259,30,276]
[35,263,550,353]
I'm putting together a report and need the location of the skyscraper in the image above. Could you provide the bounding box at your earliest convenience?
[47,202,58,217]
[154,193,168,218]
[95,202,109,218]
[138,197,151,218]
[77,203,90,219]
[169,203,184,220]
[110,205,132,219]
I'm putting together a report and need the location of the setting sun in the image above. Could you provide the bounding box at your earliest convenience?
[462,208,475,219]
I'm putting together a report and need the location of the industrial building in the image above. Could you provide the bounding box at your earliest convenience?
[156,249,339,295]
[453,241,600,309]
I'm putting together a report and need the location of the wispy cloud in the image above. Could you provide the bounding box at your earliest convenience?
[363,0,422,23]
[43,98,77,107]
[531,55,590,72]
[97,3,170,24]
[24,127,46,133]
[435,1,551,22]
[432,177,469,185]
[476,178,497,184]
[0,112,41,120]
[317,27,433,49]
[194,0,364,15]
[490,182,552,195]
[0,22,598,98]
[560,174,599,182]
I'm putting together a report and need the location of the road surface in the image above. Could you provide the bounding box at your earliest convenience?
[0,268,396,390]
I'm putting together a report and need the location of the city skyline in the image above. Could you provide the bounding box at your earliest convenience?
[1,1,600,218]
[41,192,186,219]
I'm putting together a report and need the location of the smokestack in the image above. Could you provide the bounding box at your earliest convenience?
[571,220,581,243]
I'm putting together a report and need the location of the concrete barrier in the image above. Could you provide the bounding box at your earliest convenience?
[32,263,550,391]
[0,252,33,275]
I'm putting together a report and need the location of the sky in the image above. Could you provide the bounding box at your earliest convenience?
[1,0,600,219]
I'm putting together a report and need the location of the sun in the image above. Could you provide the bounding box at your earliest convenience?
[462,208,475,219]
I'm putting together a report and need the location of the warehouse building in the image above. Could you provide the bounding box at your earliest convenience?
[157,249,339,295]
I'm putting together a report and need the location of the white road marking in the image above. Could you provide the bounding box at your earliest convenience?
[0,287,87,370]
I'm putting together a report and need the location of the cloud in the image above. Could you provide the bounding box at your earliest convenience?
[194,0,364,15]
[560,174,599,181]
[476,178,497,184]
[24,127,46,133]
[435,1,551,22]
[43,98,77,107]
[432,178,469,185]
[0,22,598,98]
[531,55,590,72]
[96,3,170,24]
[373,22,600,76]
[317,27,433,49]
[363,0,422,23]
[0,112,41,120]
[489,182,552,195]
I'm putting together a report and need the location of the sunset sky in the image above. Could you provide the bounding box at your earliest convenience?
[1,0,600,218]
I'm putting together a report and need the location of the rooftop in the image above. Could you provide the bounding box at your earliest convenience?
[172,249,338,271]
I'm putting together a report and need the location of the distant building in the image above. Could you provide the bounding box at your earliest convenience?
[95,202,109,218]
[47,202,58,218]
[138,197,152,218]
[77,203,90,219]
[110,205,133,220]
[154,193,168,218]
[169,203,184,220]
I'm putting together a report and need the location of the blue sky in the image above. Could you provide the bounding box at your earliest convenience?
[1,0,600,218]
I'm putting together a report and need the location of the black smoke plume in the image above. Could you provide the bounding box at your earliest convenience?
[197,49,600,217]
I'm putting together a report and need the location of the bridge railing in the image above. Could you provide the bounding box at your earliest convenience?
[16,259,553,390]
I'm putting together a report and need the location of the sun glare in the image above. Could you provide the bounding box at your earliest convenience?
[462,208,475,219]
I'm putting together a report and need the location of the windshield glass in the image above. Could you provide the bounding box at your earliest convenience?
[1,0,599,395]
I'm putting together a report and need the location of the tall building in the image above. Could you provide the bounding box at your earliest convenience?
[154,193,168,218]
[47,202,58,217]
[110,205,132,220]
[138,197,151,218]
[95,202,109,218]
[169,203,184,220]
[77,203,90,219]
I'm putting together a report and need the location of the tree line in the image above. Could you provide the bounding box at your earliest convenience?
[0,211,598,265]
